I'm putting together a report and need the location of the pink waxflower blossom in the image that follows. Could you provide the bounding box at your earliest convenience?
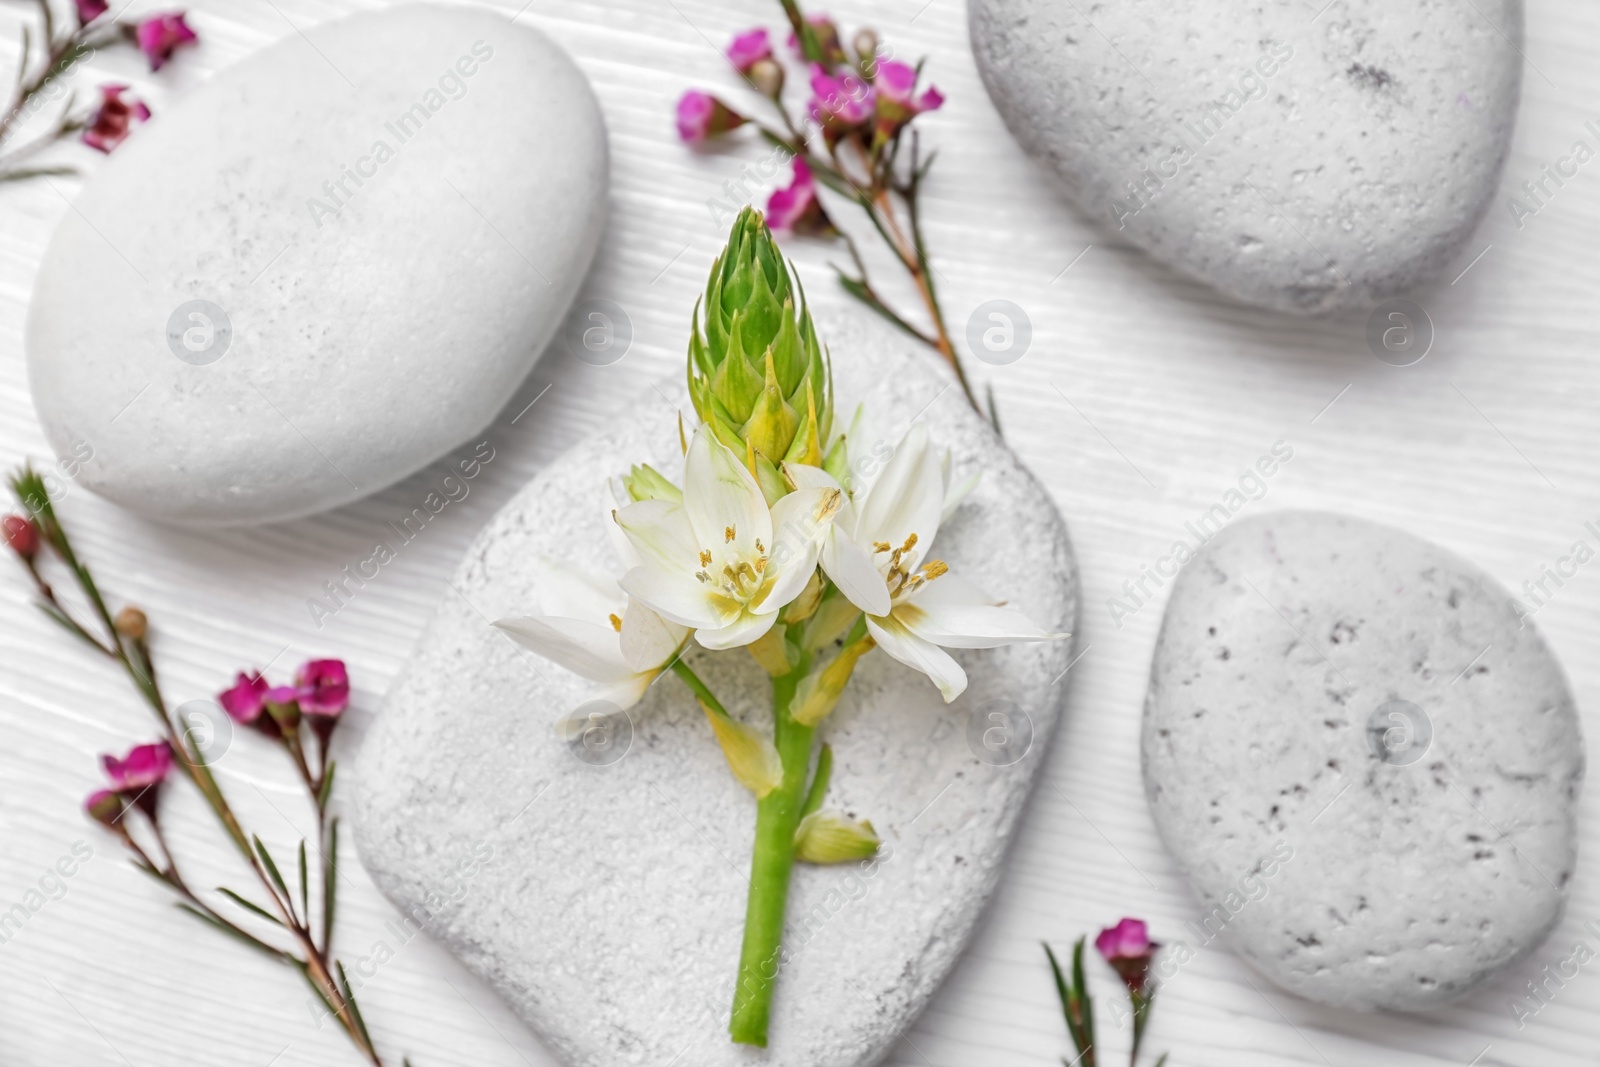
[874,59,944,121]
[676,90,746,143]
[75,0,108,24]
[132,11,197,71]
[295,659,349,717]
[808,64,874,128]
[766,158,833,236]
[219,671,269,724]
[1095,917,1159,994]
[727,28,771,74]
[81,85,150,154]
[102,742,173,792]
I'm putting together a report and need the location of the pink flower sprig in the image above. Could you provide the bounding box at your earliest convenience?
[6,465,405,1067]
[1046,919,1170,1067]
[0,3,198,183]
[673,0,988,424]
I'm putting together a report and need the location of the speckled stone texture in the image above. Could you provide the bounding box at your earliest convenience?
[968,0,1521,314]
[27,4,605,525]
[1143,511,1583,1011]
[351,316,1079,1067]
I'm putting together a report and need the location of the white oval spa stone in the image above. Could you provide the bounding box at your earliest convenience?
[27,4,606,525]
[351,318,1079,1067]
[968,0,1521,313]
[1143,511,1583,1011]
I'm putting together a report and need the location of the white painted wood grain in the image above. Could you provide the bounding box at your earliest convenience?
[1,0,1597,1065]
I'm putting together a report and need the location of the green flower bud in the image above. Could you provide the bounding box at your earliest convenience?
[622,463,682,503]
[794,809,881,864]
[689,207,833,502]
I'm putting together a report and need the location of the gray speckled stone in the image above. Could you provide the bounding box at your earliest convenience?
[351,315,1079,1066]
[968,0,1521,314]
[28,4,605,525]
[1143,511,1583,1011]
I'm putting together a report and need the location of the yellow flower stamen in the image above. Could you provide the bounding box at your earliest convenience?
[608,613,623,632]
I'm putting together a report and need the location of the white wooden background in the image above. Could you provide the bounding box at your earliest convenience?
[2,0,1597,1064]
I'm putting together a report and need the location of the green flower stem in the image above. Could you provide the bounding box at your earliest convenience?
[730,649,815,1047]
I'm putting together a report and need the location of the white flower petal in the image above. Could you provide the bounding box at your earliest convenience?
[854,424,944,572]
[606,502,644,571]
[899,572,1064,649]
[768,485,837,563]
[619,598,688,671]
[614,498,699,575]
[493,615,632,683]
[782,461,842,494]
[535,557,624,622]
[941,470,980,524]
[554,677,656,738]
[696,608,779,650]
[684,425,771,562]
[820,531,892,616]
[619,566,726,629]
[866,612,968,702]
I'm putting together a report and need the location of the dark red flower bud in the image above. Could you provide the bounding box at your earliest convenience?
[3,515,39,560]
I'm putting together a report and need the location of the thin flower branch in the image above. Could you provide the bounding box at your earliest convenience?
[6,469,405,1067]
[0,2,197,182]
[676,4,990,425]
[1048,919,1171,1067]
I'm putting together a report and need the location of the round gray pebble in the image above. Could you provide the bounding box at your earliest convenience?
[968,0,1522,314]
[1143,511,1583,1011]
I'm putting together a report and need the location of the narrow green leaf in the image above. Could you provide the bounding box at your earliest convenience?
[799,744,833,820]
[318,760,337,811]
[831,267,935,347]
[254,835,295,920]
[175,903,282,961]
[218,886,286,928]
[297,839,310,921]
[322,818,340,953]
[335,960,374,1045]
[1071,936,1096,1058]
[129,858,171,888]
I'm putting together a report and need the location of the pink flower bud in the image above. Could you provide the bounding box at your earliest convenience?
[132,11,197,72]
[727,28,771,75]
[3,515,39,560]
[74,0,108,25]
[219,671,269,725]
[676,90,747,143]
[766,158,833,236]
[81,85,150,154]
[263,685,302,732]
[295,659,349,717]
[873,59,943,138]
[84,788,126,827]
[1095,917,1159,994]
[787,14,844,66]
